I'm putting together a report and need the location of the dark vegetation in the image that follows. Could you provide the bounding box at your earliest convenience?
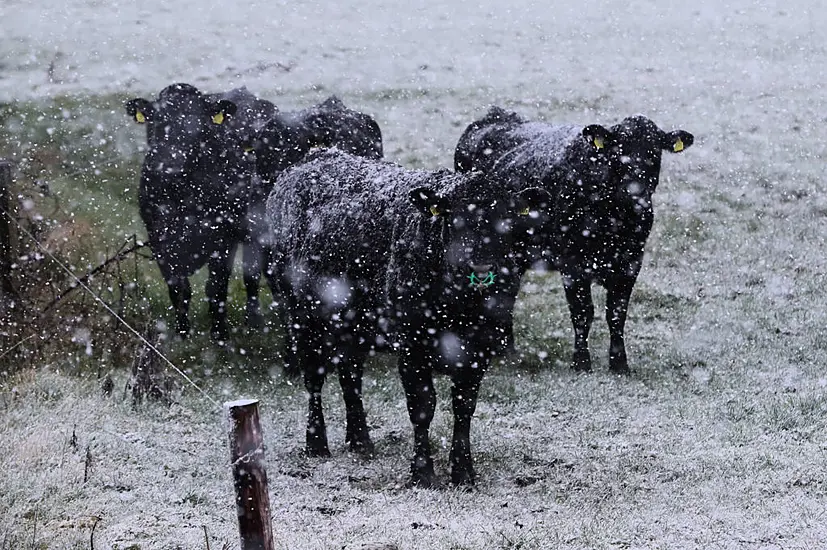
[0,95,154,377]
[0,94,281,383]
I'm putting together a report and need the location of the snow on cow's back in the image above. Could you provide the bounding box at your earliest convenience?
[493,122,583,183]
[270,148,428,212]
[266,148,433,263]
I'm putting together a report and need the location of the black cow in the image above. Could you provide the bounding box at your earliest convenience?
[211,87,283,328]
[455,107,694,373]
[267,149,549,486]
[254,95,383,180]
[125,83,269,340]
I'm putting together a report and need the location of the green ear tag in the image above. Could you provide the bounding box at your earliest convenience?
[212,112,225,125]
[468,271,496,290]
[135,111,146,124]
[243,145,254,153]
[429,206,440,216]
[673,138,684,153]
[593,136,604,149]
[519,207,531,216]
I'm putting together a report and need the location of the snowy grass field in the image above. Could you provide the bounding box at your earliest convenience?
[2,0,827,548]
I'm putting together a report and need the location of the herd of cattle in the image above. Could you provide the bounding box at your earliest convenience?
[125,83,693,487]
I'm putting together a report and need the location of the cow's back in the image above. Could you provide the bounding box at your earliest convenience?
[268,150,429,300]
[454,106,526,173]
[303,100,383,160]
[487,123,585,189]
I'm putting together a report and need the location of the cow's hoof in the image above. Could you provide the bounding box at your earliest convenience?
[609,362,630,374]
[245,309,264,329]
[409,457,437,488]
[348,436,375,457]
[570,351,592,372]
[450,467,476,487]
[282,362,301,379]
[305,444,332,458]
[408,470,439,489]
[609,351,630,374]
[306,430,331,458]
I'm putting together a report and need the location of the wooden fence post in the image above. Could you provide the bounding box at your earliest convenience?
[0,160,14,297]
[226,398,274,550]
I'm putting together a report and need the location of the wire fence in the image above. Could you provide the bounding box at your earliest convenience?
[0,158,221,408]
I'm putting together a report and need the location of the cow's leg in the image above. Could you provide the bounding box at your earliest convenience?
[278,296,299,377]
[166,275,192,338]
[270,252,300,377]
[206,246,236,342]
[562,275,594,371]
[605,276,636,373]
[241,239,263,329]
[498,268,524,354]
[449,365,487,486]
[398,348,437,487]
[300,317,332,457]
[335,343,373,455]
[262,246,284,315]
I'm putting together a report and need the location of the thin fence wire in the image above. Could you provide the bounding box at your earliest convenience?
[0,205,222,410]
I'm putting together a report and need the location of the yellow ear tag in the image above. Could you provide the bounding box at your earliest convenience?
[135,111,146,124]
[519,207,531,216]
[212,112,225,125]
[429,206,440,216]
[243,145,254,153]
[593,136,604,150]
[673,138,684,153]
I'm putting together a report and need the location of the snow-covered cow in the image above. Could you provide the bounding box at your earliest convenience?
[267,148,549,486]
[455,107,694,373]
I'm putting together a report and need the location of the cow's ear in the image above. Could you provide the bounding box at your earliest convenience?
[209,99,237,125]
[409,187,449,216]
[242,138,257,153]
[125,98,153,124]
[515,187,551,216]
[664,130,694,153]
[582,124,613,151]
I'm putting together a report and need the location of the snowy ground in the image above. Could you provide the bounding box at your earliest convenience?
[2,0,827,548]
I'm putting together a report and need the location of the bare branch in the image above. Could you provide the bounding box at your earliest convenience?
[41,238,147,313]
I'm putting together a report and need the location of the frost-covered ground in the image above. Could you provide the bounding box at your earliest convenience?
[3,0,827,548]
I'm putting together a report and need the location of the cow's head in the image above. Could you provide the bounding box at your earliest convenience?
[582,116,693,206]
[254,115,334,178]
[254,117,298,176]
[409,175,551,294]
[125,83,237,175]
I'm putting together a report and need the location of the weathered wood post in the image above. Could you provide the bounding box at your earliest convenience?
[226,398,274,550]
[0,160,14,297]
